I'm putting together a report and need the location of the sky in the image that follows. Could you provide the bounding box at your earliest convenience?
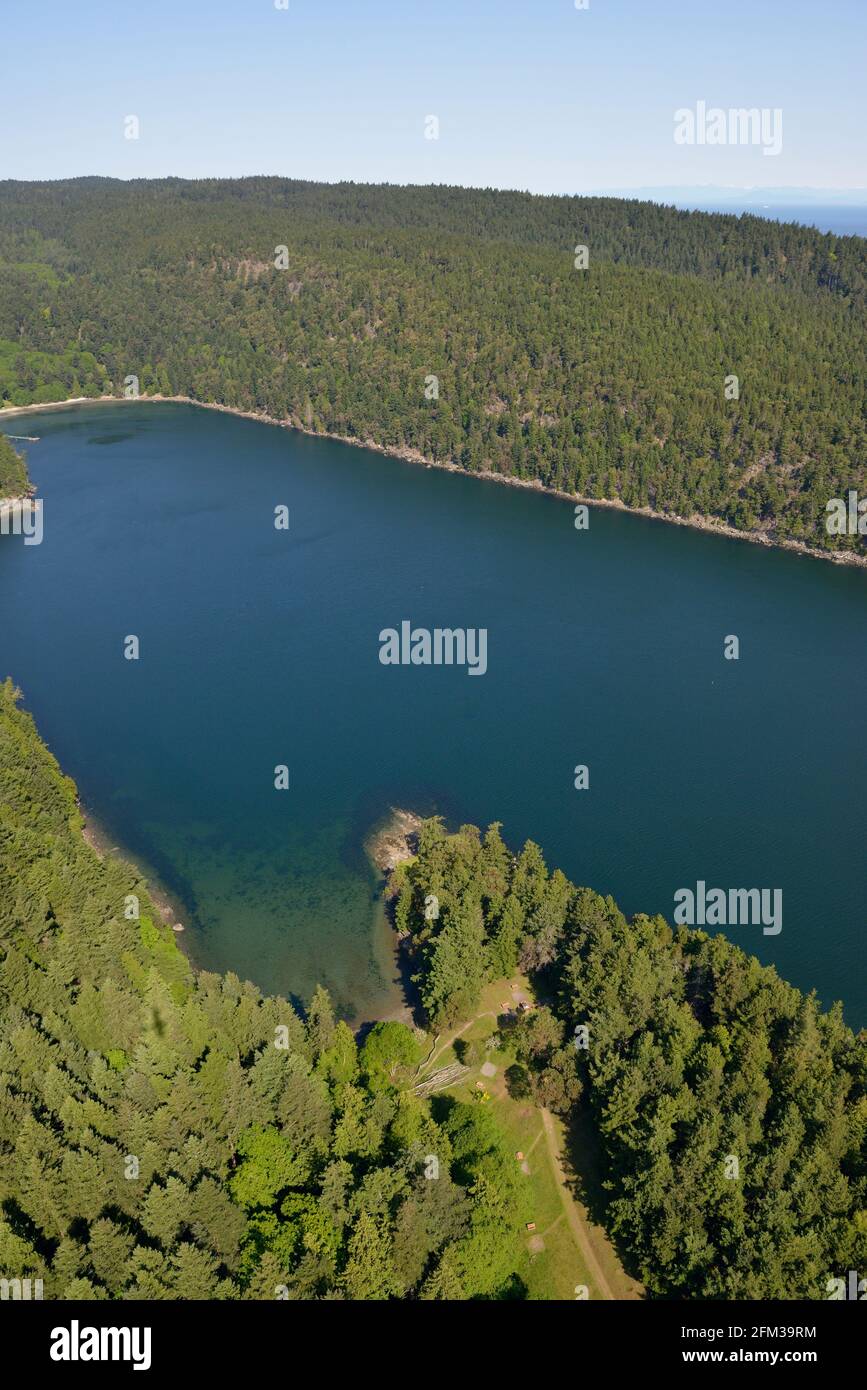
[1,0,865,195]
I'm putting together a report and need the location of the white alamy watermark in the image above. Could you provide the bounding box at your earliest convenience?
[825,490,867,536]
[674,102,783,156]
[50,1321,151,1371]
[1,1277,43,1300]
[674,881,782,935]
[379,621,487,675]
[0,499,43,545]
[827,1270,867,1300]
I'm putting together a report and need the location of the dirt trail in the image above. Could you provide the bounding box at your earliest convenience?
[419,1011,496,1076]
[541,1107,615,1301]
[418,998,620,1301]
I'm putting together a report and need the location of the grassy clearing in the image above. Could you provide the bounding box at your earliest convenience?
[416,976,641,1301]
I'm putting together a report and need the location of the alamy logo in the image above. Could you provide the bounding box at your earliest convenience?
[674,881,782,936]
[0,1276,43,1299]
[825,490,867,536]
[0,499,43,545]
[674,101,783,156]
[379,621,487,675]
[826,1270,867,1300]
[50,1320,152,1371]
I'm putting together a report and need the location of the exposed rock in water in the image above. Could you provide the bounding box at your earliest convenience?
[365,807,422,874]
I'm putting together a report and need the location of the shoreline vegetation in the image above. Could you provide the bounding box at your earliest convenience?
[82,797,424,1026]
[3,394,866,569]
[2,687,865,1298]
[0,426,36,519]
[0,681,637,1300]
[1,181,865,1299]
[385,815,867,1298]
[1,178,864,570]
[364,808,424,1028]
[79,806,188,937]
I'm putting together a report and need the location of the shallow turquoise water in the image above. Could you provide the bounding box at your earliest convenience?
[1,402,865,1023]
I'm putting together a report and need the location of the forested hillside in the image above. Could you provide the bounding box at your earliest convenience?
[0,434,28,498]
[2,687,865,1300]
[390,819,867,1299]
[0,683,530,1300]
[0,177,865,554]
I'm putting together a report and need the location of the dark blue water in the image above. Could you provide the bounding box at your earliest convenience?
[2,403,866,1023]
[672,202,867,238]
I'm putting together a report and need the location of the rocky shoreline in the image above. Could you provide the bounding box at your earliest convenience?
[79,806,188,935]
[2,394,864,570]
[365,807,423,875]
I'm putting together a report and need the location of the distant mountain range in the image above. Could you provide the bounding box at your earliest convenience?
[592,186,867,207]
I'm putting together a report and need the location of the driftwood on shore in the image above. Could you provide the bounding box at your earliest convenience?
[413,1061,469,1097]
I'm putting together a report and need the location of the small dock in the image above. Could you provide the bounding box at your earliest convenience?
[3,434,40,443]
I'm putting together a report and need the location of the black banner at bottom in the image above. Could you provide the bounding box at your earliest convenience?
[4,1296,862,1376]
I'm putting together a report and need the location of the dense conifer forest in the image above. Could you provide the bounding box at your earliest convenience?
[0,684,530,1300]
[1,686,864,1299]
[1,178,865,1302]
[1,177,865,553]
[391,819,867,1300]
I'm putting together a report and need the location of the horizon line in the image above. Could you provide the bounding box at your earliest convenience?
[2,173,866,203]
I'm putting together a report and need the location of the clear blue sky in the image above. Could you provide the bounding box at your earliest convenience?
[2,0,864,192]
